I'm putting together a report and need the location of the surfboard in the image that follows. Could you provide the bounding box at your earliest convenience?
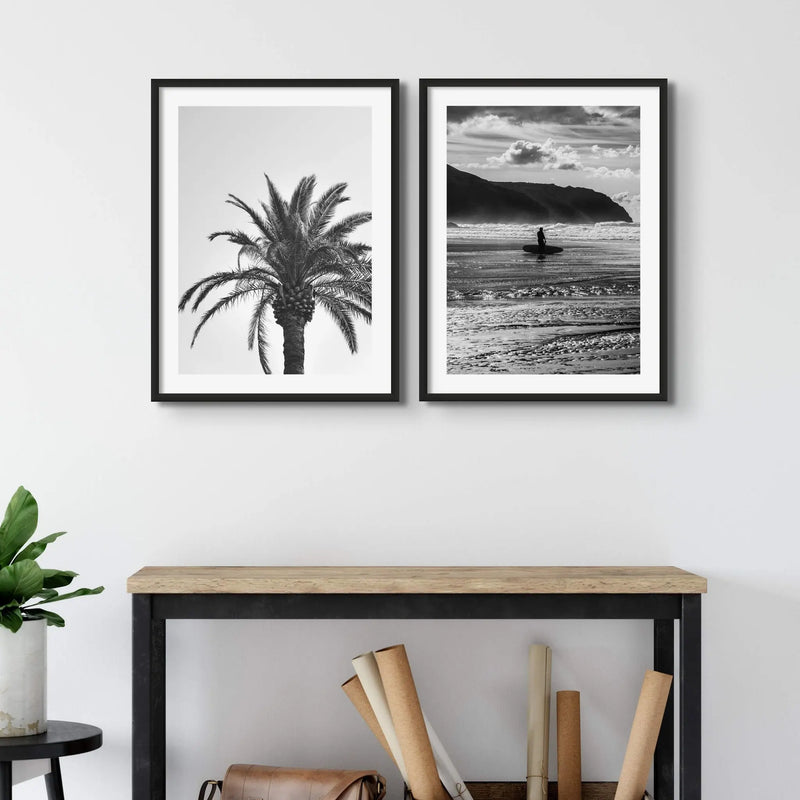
[523,244,564,254]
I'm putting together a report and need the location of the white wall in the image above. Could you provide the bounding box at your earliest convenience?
[1,1,799,798]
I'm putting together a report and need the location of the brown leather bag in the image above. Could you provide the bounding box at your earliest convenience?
[198,765,386,800]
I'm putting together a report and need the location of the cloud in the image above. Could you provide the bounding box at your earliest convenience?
[593,106,641,122]
[612,191,641,205]
[590,144,640,159]
[487,138,582,170]
[450,113,516,139]
[585,166,638,179]
[447,106,607,127]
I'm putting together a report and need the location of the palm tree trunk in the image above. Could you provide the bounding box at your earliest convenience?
[282,315,306,374]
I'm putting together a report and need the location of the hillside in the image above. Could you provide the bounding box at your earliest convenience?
[447,164,632,223]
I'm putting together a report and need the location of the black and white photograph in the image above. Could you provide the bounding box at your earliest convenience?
[152,79,398,401]
[420,79,666,400]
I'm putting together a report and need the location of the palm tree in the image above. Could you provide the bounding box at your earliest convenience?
[179,174,372,374]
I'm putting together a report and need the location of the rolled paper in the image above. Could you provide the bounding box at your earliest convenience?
[424,713,474,800]
[352,652,409,781]
[374,644,450,800]
[614,670,673,800]
[342,674,398,765]
[556,691,582,800]
[526,644,552,800]
[351,651,471,799]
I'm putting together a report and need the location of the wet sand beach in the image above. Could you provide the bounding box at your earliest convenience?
[446,225,641,375]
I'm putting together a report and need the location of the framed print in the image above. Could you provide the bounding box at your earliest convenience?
[152,79,398,401]
[420,79,667,401]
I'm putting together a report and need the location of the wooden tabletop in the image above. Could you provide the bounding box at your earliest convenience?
[127,566,706,595]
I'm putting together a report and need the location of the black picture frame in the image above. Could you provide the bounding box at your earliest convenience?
[420,78,667,401]
[151,78,399,402]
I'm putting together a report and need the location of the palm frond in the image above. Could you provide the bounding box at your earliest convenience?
[236,244,282,279]
[325,212,372,241]
[289,175,317,219]
[188,287,261,347]
[179,270,244,311]
[341,241,372,256]
[307,182,349,237]
[314,280,372,311]
[264,174,292,231]
[225,195,274,241]
[305,260,356,282]
[256,314,270,374]
[296,243,345,281]
[247,291,274,374]
[178,268,275,313]
[264,241,293,278]
[315,288,372,323]
[315,293,359,353]
[208,230,261,248]
[285,238,310,285]
[190,287,262,347]
[306,252,371,284]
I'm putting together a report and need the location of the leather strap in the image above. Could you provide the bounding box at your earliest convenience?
[198,779,222,800]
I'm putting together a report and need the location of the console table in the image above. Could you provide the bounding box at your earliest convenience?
[128,566,706,800]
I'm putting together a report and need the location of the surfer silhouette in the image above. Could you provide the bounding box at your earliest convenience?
[537,227,547,252]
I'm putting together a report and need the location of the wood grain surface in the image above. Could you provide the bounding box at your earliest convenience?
[127,566,706,594]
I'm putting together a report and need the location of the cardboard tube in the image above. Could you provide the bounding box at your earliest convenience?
[350,651,471,800]
[375,644,450,800]
[352,652,409,781]
[526,644,552,800]
[556,691,581,800]
[614,670,673,800]
[342,674,398,765]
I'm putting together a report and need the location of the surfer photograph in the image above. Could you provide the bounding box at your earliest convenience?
[443,102,642,377]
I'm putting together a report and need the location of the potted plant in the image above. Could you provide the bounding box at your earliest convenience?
[0,486,103,736]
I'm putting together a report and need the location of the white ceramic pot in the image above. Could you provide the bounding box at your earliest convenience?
[0,618,47,736]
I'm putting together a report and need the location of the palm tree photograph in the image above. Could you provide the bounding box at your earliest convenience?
[152,81,398,401]
[179,174,373,375]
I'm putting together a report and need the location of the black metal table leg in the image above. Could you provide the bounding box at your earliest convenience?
[680,594,701,800]
[654,619,675,799]
[0,762,10,800]
[133,594,166,800]
[45,758,64,800]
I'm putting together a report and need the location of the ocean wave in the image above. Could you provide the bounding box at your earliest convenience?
[448,222,641,242]
[534,330,640,356]
[448,283,639,301]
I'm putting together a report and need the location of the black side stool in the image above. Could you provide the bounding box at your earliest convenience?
[0,721,102,799]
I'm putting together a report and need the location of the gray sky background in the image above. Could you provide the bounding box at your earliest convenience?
[178,105,372,375]
[447,105,641,219]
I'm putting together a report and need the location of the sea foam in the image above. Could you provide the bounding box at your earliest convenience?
[448,222,641,242]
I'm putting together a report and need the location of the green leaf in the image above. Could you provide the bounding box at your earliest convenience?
[33,588,59,602]
[0,487,39,567]
[0,606,24,633]
[41,569,76,589]
[21,608,65,628]
[0,561,44,605]
[12,531,67,564]
[30,585,104,606]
